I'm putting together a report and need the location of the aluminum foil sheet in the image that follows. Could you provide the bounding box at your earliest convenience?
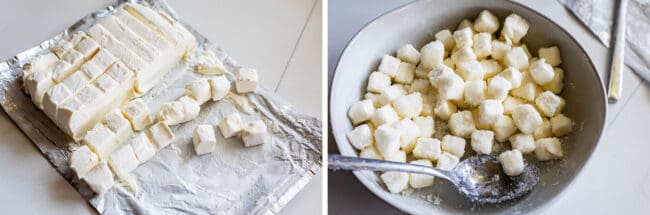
[558,0,650,81]
[0,0,322,214]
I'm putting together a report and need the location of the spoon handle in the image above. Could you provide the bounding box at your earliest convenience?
[607,0,627,103]
[328,154,452,181]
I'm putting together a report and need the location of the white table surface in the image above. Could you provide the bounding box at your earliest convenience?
[0,0,322,214]
[328,0,650,214]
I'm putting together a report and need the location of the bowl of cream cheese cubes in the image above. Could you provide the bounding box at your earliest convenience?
[330,0,606,213]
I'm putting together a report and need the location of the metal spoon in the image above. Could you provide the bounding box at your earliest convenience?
[607,0,628,103]
[329,154,540,204]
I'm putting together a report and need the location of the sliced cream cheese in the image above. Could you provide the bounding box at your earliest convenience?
[69,145,99,179]
[129,132,156,163]
[145,122,174,150]
[83,162,114,195]
[83,124,120,160]
[108,144,139,176]
[102,109,133,142]
[122,98,152,131]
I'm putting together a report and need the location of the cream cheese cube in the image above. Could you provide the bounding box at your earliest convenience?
[130,132,156,164]
[535,91,565,117]
[420,41,445,69]
[441,134,466,157]
[397,44,421,64]
[146,122,175,150]
[83,162,114,195]
[378,55,401,77]
[235,68,258,93]
[451,47,476,65]
[529,59,554,85]
[409,159,435,189]
[391,93,422,119]
[413,116,434,138]
[374,124,401,157]
[420,93,436,116]
[157,101,185,126]
[359,146,383,160]
[538,46,562,66]
[103,109,133,142]
[436,152,460,171]
[185,78,212,104]
[551,114,574,136]
[381,84,407,103]
[449,110,476,138]
[534,137,563,161]
[51,39,74,58]
[478,100,504,127]
[122,98,152,131]
[473,33,492,59]
[504,47,530,70]
[393,62,415,84]
[409,79,430,94]
[347,124,374,150]
[384,150,407,163]
[70,145,99,178]
[510,133,535,154]
[473,10,500,33]
[428,63,454,88]
[380,171,409,193]
[498,150,525,176]
[193,124,217,155]
[501,13,530,44]
[471,130,494,155]
[497,67,523,88]
[413,137,442,161]
[365,93,387,108]
[456,60,484,81]
[218,113,243,138]
[42,84,72,120]
[367,72,391,93]
[436,72,465,102]
[242,119,267,147]
[464,80,487,107]
[83,124,119,160]
[195,50,226,75]
[392,119,421,152]
[487,76,513,102]
[503,96,524,115]
[511,72,541,102]
[415,63,430,78]
[491,40,511,61]
[435,29,455,50]
[542,68,564,94]
[480,59,502,78]
[457,19,474,31]
[512,104,543,134]
[108,144,139,176]
[208,75,231,101]
[25,52,58,76]
[453,27,474,48]
[371,105,400,126]
[348,99,376,124]
[493,115,517,142]
[434,99,457,120]
[178,96,201,122]
[533,118,552,139]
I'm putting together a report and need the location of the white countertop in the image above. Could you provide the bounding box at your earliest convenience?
[328,0,650,214]
[0,0,322,214]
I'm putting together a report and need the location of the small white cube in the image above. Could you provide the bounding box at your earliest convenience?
[535,91,565,117]
[185,78,212,104]
[542,68,565,94]
[415,63,430,78]
[195,50,226,75]
[529,59,555,85]
[193,125,217,155]
[235,67,258,93]
[434,99,457,120]
[512,104,543,134]
[453,27,474,48]
[436,152,460,171]
[102,109,133,142]
[456,60,484,81]
[449,110,476,138]
[83,162,114,194]
[498,67,523,88]
[534,138,563,161]
[365,93,387,108]
[381,84,406,104]
[420,41,445,69]
[409,159,435,189]
[392,119,421,152]
[359,146,383,160]
[122,98,152,131]
[384,150,407,163]
[551,114,574,136]
[474,10,500,33]
[413,116,434,138]
[501,13,530,44]
[493,115,517,142]
[457,19,474,31]
[129,132,156,164]
[420,93,436,116]
[391,93,422,119]
[478,100,504,127]
[380,171,409,193]
[510,133,536,154]
[491,40,512,61]
[413,137,442,161]
[435,29,455,50]
[146,122,175,150]
[533,118,552,139]
[378,55,401,77]
[487,76,513,102]
[498,150,525,176]
[108,144,139,176]
[397,44,421,64]
[347,124,374,150]
[503,96,524,115]
[242,119,267,147]
[464,80,487,107]
[473,33,492,59]
[218,113,243,138]
[371,105,400,126]
[367,72,392,93]
[480,60,503,78]
[83,124,119,160]
[511,73,541,102]
[436,73,465,102]
[157,101,185,126]
[441,134,466,157]
[428,64,455,88]
[539,46,562,66]
[348,99,376,124]
[70,145,99,178]
[504,47,530,70]
[208,75,231,101]
[178,96,201,123]
[409,79,430,94]
[471,130,494,154]
[451,47,477,65]
[374,124,401,158]
[393,62,416,84]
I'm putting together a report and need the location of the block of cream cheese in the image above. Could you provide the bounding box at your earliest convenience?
[83,162,114,195]
[242,119,267,147]
[208,76,230,101]
[122,98,152,131]
[195,50,226,75]
[218,113,243,138]
[235,68,258,93]
[146,122,175,150]
[103,109,134,142]
[83,124,120,160]
[193,124,217,155]
[130,132,156,164]
[185,78,211,104]
[108,144,139,176]
[69,145,99,179]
